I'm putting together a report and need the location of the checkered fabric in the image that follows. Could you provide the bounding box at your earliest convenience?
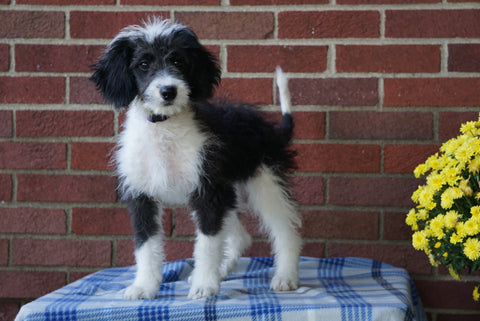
[15,257,426,321]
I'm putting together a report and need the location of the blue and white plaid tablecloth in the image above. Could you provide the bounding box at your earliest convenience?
[15,257,426,321]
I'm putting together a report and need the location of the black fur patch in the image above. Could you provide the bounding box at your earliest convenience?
[127,194,160,247]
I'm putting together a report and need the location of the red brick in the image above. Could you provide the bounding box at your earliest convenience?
[329,243,431,274]
[174,208,196,236]
[71,142,115,170]
[238,214,268,238]
[415,280,480,310]
[279,11,379,39]
[228,45,327,73]
[293,112,325,140]
[15,45,103,73]
[0,111,12,137]
[72,207,131,235]
[0,175,12,202]
[291,176,325,205]
[0,44,8,71]
[384,144,440,174]
[0,11,64,38]
[232,0,326,3]
[330,111,433,140]
[116,239,134,266]
[70,11,170,39]
[0,77,64,104]
[18,0,113,3]
[216,78,272,105]
[289,78,378,106]
[17,174,117,203]
[386,10,480,38]
[123,0,217,4]
[0,302,19,321]
[70,77,103,104]
[301,242,326,258]
[384,78,480,107]
[165,240,194,261]
[439,112,479,140]
[176,12,274,39]
[0,208,66,234]
[0,239,8,265]
[336,45,440,73]
[0,271,65,299]
[0,142,66,169]
[384,211,413,240]
[16,110,114,137]
[449,44,480,72]
[244,241,272,257]
[329,176,419,207]
[301,210,379,239]
[295,143,380,173]
[13,239,111,267]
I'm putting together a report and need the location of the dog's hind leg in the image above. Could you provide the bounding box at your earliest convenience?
[246,166,302,291]
[219,213,252,280]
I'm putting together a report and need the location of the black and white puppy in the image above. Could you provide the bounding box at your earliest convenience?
[91,18,302,300]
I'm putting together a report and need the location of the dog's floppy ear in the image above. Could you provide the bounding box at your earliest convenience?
[90,37,138,109]
[189,46,221,101]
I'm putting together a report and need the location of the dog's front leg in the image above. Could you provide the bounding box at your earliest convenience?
[188,227,225,299]
[124,195,165,300]
[188,182,236,299]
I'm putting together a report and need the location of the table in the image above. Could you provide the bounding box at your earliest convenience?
[15,257,426,321]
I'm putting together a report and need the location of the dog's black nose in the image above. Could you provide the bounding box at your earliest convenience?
[160,86,177,102]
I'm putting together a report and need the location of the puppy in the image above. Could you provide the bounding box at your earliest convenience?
[91,18,302,300]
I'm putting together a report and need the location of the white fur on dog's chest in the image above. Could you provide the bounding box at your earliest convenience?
[116,106,207,205]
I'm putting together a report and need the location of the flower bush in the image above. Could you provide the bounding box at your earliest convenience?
[406,115,480,301]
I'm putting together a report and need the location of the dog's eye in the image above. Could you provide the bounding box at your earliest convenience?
[170,57,184,69]
[138,61,150,72]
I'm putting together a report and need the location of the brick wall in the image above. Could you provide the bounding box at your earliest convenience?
[1,1,480,320]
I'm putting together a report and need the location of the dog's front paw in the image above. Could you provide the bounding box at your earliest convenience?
[124,284,158,300]
[188,283,220,299]
[270,274,299,292]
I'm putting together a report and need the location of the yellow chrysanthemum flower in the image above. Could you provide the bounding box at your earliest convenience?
[441,187,463,209]
[473,285,480,301]
[463,238,480,261]
[450,232,463,245]
[456,222,468,238]
[471,206,480,218]
[469,156,480,174]
[459,178,473,197]
[444,210,459,229]
[405,209,418,230]
[414,163,428,178]
[465,219,480,236]
[430,215,446,239]
[461,121,477,135]
[412,231,429,251]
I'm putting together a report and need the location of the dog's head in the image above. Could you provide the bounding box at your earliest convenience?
[91,18,221,120]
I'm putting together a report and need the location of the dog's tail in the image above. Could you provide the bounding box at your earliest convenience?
[276,66,294,143]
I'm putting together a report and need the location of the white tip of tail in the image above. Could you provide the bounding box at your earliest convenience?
[276,66,291,115]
